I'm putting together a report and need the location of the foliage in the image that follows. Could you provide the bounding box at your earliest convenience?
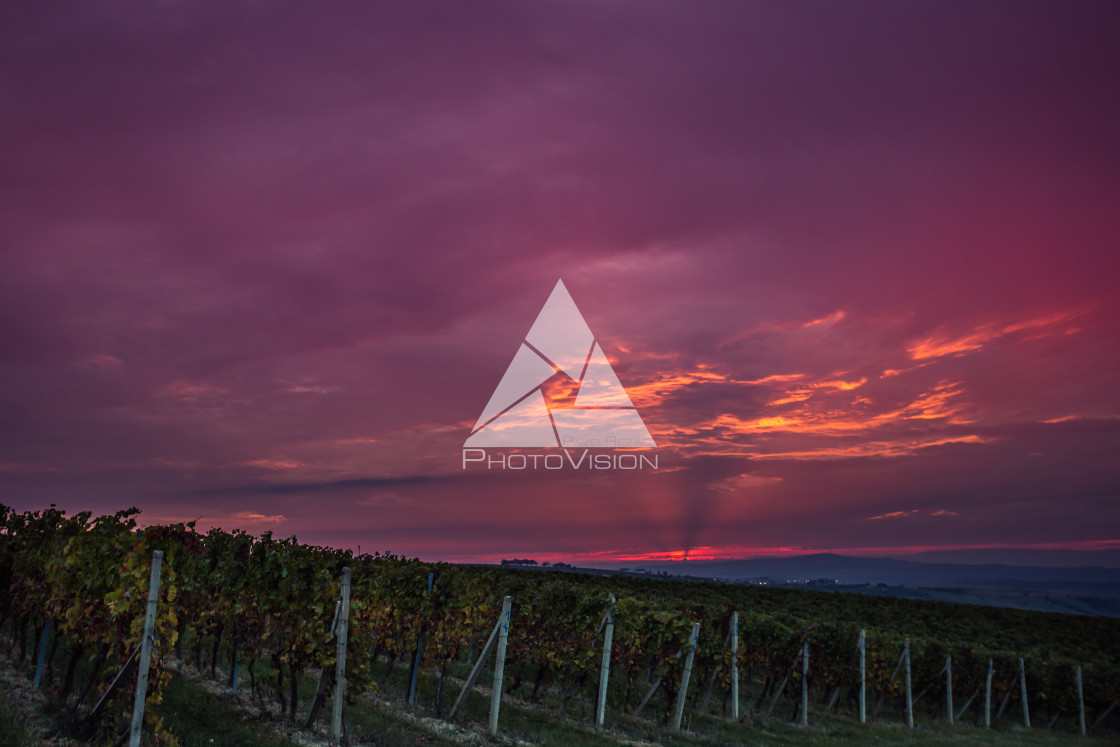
[3,501,1119,743]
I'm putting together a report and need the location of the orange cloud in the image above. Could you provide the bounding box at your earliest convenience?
[749,435,988,461]
[868,509,918,520]
[141,511,287,528]
[626,368,817,411]
[742,373,809,385]
[711,380,969,438]
[245,458,307,470]
[907,309,1082,360]
[868,508,960,520]
[766,376,867,406]
[624,366,739,408]
[1042,414,1120,424]
[801,310,846,329]
[709,473,783,491]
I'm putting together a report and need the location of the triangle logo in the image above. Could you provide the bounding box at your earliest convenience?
[465,280,656,449]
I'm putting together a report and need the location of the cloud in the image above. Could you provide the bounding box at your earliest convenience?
[907,310,1084,360]
[704,380,970,439]
[357,491,415,508]
[0,1,1117,562]
[868,508,960,521]
[801,310,846,329]
[190,474,448,496]
[141,510,287,528]
[751,435,988,461]
[244,459,307,470]
[709,473,783,491]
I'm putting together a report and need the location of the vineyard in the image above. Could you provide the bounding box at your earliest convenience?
[2,503,1119,746]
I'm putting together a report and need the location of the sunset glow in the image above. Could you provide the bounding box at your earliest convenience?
[1,2,1117,566]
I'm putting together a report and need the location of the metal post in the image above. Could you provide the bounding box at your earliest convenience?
[1019,657,1030,728]
[984,658,993,728]
[1076,666,1086,736]
[129,550,163,747]
[801,640,809,726]
[33,620,51,689]
[946,654,953,725]
[731,611,740,720]
[408,571,434,705]
[672,622,700,731]
[488,596,511,736]
[904,638,913,728]
[332,567,351,746]
[596,595,615,728]
[859,629,866,724]
[448,612,501,720]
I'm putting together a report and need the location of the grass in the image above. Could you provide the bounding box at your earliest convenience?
[350,649,1116,747]
[4,622,1118,745]
[0,684,38,747]
[158,675,303,747]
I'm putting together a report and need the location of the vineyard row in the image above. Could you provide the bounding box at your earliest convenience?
[2,504,1119,744]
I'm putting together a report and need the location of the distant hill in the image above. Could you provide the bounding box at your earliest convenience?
[482,553,1120,617]
[634,552,1120,591]
[889,547,1120,568]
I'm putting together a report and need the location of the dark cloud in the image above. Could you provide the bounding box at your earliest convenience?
[1,1,1118,561]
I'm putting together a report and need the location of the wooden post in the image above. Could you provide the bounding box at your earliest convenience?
[129,550,163,747]
[872,645,907,719]
[945,654,953,725]
[996,677,1014,721]
[766,668,792,717]
[996,674,1017,721]
[488,596,511,736]
[596,595,615,728]
[731,611,740,720]
[1019,657,1030,728]
[903,638,913,728]
[985,659,993,728]
[448,610,502,719]
[33,620,52,689]
[858,629,866,724]
[956,687,980,721]
[332,567,351,746]
[632,637,693,717]
[769,645,808,717]
[408,571,434,705]
[800,640,809,727]
[1076,666,1085,736]
[1090,699,1119,732]
[672,622,700,731]
[634,677,662,717]
[698,628,731,714]
[88,646,139,725]
[306,601,344,727]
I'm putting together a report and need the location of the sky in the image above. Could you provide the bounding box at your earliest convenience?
[2,1,1118,565]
